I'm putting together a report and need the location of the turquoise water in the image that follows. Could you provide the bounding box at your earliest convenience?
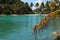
[34,15,60,40]
[0,15,44,40]
[0,15,60,40]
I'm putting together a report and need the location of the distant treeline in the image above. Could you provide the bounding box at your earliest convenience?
[0,0,34,15]
[30,0,60,14]
[0,0,60,15]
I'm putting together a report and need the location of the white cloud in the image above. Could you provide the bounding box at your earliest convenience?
[31,0,42,10]
[32,6,37,10]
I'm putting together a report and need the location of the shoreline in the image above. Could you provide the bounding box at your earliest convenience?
[0,14,48,16]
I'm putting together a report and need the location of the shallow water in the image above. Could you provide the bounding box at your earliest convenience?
[0,15,44,40]
[0,15,59,40]
[33,15,60,40]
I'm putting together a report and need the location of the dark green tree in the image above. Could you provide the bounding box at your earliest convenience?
[25,2,29,7]
[0,0,34,14]
[45,1,50,13]
[49,2,56,12]
[40,2,45,9]
[30,2,33,7]
[35,2,39,7]
[33,8,40,13]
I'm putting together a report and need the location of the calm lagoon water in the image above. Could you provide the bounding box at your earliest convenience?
[0,15,59,40]
[0,15,44,40]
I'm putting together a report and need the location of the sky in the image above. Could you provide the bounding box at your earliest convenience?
[21,0,51,4]
[21,0,51,10]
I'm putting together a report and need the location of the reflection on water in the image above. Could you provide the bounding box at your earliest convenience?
[0,15,44,40]
[0,15,59,40]
[33,16,60,40]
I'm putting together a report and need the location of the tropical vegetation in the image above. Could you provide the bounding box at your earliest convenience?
[32,0,60,14]
[0,0,34,15]
[0,0,60,15]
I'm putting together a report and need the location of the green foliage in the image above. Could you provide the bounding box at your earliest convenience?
[46,1,50,8]
[32,0,60,14]
[40,2,45,9]
[33,8,40,12]
[0,0,33,15]
[45,1,50,12]
[2,9,11,15]
[30,2,33,7]
[0,0,60,14]
[35,2,39,7]
[49,2,56,12]
[25,2,29,7]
